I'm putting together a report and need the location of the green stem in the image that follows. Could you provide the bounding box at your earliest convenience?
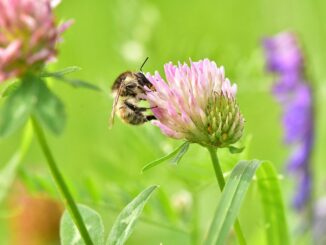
[207,146,246,245]
[32,118,93,245]
[191,192,199,245]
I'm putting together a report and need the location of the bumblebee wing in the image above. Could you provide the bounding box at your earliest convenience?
[108,85,123,129]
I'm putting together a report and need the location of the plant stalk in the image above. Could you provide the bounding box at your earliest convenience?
[207,146,246,245]
[32,117,93,245]
[191,191,200,245]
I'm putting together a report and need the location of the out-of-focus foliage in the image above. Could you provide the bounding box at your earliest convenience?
[61,204,104,245]
[1,0,326,244]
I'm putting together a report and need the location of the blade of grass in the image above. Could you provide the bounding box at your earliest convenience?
[256,162,290,245]
[205,160,290,245]
[207,147,246,245]
[205,160,262,245]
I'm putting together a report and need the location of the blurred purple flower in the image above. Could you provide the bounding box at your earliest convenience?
[145,59,244,148]
[0,0,72,82]
[293,171,312,210]
[263,32,303,73]
[263,32,314,210]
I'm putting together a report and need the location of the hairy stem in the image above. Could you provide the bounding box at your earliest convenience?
[32,117,93,245]
[207,146,246,245]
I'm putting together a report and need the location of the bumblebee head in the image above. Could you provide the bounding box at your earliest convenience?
[135,72,155,91]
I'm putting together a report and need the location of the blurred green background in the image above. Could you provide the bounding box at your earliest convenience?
[1,0,326,244]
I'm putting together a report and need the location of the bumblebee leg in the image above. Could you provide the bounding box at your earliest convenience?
[124,100,157,114]
[125,101,138,110]
[137,106,158,112]
[146,115,156,121]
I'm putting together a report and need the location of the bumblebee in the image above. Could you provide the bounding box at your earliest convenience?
[109,58,156,127]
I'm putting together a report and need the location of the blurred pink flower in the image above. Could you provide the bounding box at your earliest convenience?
[0,0,72,82]
[145,59,244,147]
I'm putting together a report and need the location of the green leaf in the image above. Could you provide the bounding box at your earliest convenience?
[41,67,101,92]
[0,154,21,201]
[41,66,82,77]
[142,142,190,172]
[60,204,105,245]
[0,122,33,203]
[0,75,67,136]
[1,81,21,98]
[107,185,158,245]
[171,141,190,164]
[33,82,66,134]
[256,162,290,245]
[228,146,245,154]
[0,76,40,137]
[205,160,262,245]
[56,77,101,92]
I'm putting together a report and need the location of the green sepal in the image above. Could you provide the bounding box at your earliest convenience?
[142,142,190,172]
[170,141,190,164]
[228,145,245,154]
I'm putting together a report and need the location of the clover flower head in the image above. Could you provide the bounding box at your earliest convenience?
[145,59,244,148]
[0,0,72,82]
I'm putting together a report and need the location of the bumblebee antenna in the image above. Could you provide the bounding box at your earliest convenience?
[139,57,149,72]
